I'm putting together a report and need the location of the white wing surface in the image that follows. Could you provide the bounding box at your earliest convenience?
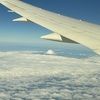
[0,0,100,55]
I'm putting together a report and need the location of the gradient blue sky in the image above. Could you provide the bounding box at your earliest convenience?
[0,0,100,44]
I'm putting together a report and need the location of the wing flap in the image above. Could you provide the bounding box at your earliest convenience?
[41,33,79,44]
[13,17,29,22]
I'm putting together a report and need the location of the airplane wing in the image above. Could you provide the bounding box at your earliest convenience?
[0,0,100,55]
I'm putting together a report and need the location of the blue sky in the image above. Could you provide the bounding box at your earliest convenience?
[0,0,100,45]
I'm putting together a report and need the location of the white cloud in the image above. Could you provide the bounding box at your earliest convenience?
[0,51,100,100]
[46,50,56,55]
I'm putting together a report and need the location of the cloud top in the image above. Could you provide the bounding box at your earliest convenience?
[0,51,100,100]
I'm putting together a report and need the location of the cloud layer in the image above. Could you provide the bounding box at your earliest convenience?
[0,51,100,100]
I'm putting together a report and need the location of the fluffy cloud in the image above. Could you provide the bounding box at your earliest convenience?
[46,50,56,55]
[0,51,100,100]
